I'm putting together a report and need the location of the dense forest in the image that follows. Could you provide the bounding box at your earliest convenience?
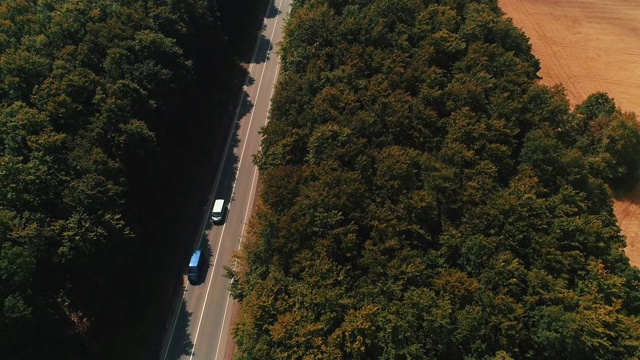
[0,0,241,357]
[228,0,640,359]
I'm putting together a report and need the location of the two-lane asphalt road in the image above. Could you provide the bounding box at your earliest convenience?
[161,0,292,358]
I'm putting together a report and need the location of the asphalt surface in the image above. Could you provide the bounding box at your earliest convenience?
[161,0,292,358]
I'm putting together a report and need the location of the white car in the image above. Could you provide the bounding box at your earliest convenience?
[211,199,227,225]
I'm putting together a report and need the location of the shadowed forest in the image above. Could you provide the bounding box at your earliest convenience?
[227,0,640,359]
[0,0,269,358]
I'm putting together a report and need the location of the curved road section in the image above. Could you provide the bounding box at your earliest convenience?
[161,0,292,358]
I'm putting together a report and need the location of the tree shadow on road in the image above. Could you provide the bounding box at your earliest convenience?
[251,0,283,65]
[196,239,214,285]
[163,292,194,360]
[252,31,273,65]
[206,85,255,223]
[266,0,281,19]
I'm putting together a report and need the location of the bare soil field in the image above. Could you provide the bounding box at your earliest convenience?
[498,0,640,267]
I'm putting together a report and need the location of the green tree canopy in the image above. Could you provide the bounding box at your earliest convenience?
[230,0,640,359]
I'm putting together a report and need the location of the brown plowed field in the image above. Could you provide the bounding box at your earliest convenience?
[499,0,640,267]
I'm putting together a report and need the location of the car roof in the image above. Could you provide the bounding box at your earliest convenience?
[189,250,201,267]
[212,199,225,212]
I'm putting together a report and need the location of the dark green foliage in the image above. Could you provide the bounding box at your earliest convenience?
[0,0,228,357]
[576,92,618,122]
[231,0,640,359]
[571,93,640,188]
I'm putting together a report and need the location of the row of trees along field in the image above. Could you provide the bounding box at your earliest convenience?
[0,0,231,357]
[227,0,640,359]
